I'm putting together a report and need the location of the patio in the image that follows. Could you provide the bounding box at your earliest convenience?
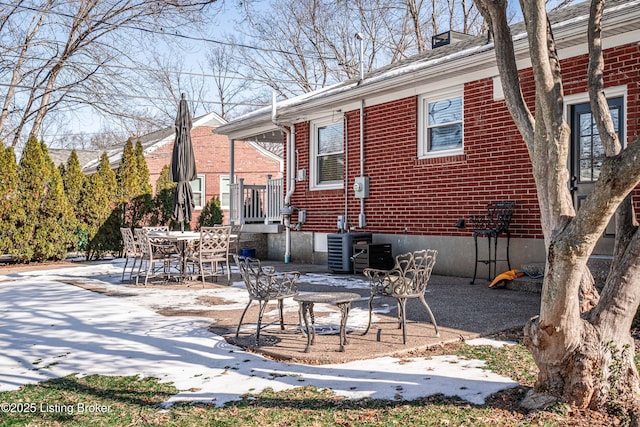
[0,258,540,406]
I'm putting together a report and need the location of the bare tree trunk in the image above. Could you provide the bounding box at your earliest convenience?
[477,0,640,418]
[0,4,48,136]
[406,0,426,53]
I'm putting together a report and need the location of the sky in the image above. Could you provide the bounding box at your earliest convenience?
[0,260,519,408]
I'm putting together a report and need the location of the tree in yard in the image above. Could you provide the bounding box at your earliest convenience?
[0,145,20,256]
[62,150,85,208]
[198,196,223,228]
[475,0,640,419]
[116,138,151,228]
[62,149,86,251]
[206,44,252,119]
[232,0,485,100]
[151,164,177,228]
[37,141,75,260]
[14,137,45,261]
[80,152,118,259]
[116,139,139,204]
[14,137,74,261]
[0,0,220,148]
[134,140,153,197]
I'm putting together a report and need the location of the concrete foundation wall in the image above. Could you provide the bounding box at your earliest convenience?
[267,231,546,278]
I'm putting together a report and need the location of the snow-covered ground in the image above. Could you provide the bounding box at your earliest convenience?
[0,260,518,407]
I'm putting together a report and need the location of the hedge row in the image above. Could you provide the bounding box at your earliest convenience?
[0,137,214,263]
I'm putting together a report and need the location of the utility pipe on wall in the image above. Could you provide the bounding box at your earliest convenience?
[358,99,366,228]
[356,32,367,228]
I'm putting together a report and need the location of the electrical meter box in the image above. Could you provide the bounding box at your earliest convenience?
[353,176,369,198]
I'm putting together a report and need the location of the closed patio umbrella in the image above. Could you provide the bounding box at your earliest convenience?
[169,93,197,231]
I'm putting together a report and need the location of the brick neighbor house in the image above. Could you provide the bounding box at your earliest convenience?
[83,112,283,228]
[216,0,640,278]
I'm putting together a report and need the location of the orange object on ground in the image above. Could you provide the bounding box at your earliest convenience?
[489,269,525,288]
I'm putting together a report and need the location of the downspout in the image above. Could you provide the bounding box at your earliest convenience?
[272,92,296,263]
[229,138,235,223]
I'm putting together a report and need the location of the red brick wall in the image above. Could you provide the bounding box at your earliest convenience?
[290,41,640,239]
[145,126,282,227]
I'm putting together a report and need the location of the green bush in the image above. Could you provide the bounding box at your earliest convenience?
[198,197,223,227]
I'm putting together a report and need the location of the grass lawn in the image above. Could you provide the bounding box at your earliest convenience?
[0,329,623,426]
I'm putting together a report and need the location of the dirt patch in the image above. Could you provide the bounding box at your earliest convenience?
[0,260,80,274]
[157,308,219,318]
[194,295,229,305]
[62,280,137,297]
[123,280,229,290]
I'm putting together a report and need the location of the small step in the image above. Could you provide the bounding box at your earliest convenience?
[504,275,543,293]
[500,257,612,293]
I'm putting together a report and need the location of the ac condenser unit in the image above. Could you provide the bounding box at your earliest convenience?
[327,232,372,273]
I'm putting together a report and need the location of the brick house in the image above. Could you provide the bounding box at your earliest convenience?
[83,112,283,228]
[215,0,640,277]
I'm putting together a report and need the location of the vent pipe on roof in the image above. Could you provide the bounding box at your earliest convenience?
[355,32,364,82]
[431,30,474,49]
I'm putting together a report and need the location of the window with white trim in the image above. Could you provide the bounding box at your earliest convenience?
[310,117,344,190]
[190,174,205,209]
[418,91,463,158]
[219,175,230,210]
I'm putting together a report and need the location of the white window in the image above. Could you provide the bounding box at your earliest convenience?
[418,90,464,158]
[219,175,230,210]
[190,174,205,209]
[310,117,344,190]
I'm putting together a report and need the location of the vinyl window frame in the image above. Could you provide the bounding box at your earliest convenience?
[309,116,344,191]
[418,88,464,158]
[190,174,206,210]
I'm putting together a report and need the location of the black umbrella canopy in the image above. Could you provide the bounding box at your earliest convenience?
[169,93,198,229]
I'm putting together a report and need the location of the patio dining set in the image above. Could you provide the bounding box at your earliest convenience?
[119,224,243,286]
[233,248,441,353]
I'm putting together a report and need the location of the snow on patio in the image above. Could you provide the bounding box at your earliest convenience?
[0,260,518,407]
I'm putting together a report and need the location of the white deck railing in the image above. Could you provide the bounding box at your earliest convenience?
[230,175,284,224]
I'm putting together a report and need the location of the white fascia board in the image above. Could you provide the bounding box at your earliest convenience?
[217,121,283,142]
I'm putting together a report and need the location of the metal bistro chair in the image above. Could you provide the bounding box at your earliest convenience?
[234,255,300,346]
[120,227,141,283]
[468,201,515,284]
[228,224,243,255]
[134,228,180,285]
[187,226,232,284]
[363,249,440,344]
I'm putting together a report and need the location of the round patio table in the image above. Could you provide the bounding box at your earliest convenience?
[293,292,361,353]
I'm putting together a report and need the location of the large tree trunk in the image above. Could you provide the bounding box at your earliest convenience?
[476,0,640,419]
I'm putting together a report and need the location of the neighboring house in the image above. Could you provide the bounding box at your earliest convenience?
[82,112,283,228]
[49,149,103,169]
[215,0,640,277]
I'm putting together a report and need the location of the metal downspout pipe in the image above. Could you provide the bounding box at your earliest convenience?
[344,115,349,230]
[229,138,235,223]
[272,92,295,263]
